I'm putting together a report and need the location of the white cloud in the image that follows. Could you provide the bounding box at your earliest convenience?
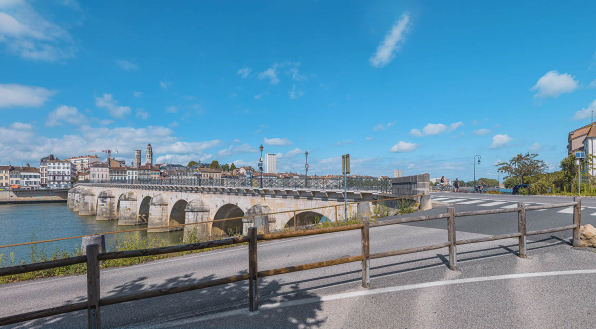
[160,80,170,90]
[407,163,415,169]
[572,99,596,120]
[370,13,411,68]
[133,91,143,97]
[0,83,56,108]
[237,67,252,78]
[409,129,423,137]
[529,143,541,151]
[589,79,596,88]
[373,122,396,132]
[389,141,419,153]
[472,120,479,125]
[116,60,137,70]
[165,106,178,113]
[448,122,464,132]
[168,122,179,128]
[343,140,356,144]
[289,85,303,99]
[45,105,87,127]
[366,137,374,141]
[471,128,491,135]
[0,1,77,61]
[490,134,513,149]
[136,109,149,120]
[264,137,293,146]
[258,67,279,84]
[254,92,265,100]
[95,94,131,118]
[286,67,307,81]
[217,143,258,157]
[530,70,579,99]
[233,139,241,143]
[156,153,213,165]
[284,148,305,158]
[99,119,112,126]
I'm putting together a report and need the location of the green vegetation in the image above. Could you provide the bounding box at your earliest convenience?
[496,152,547,185]
[230,163,237,171]
[209,160,220,169]
[187,160,198,167]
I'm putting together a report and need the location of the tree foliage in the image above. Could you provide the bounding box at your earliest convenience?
[495,153,547,184]
[478,177,498,187]
[187,161,198,167]
[230,163,237,171]
[209,160,220,169]
[221,163,230,172]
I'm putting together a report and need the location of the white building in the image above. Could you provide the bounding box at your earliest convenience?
[266,153,277,174]
[127,167,138,181]
[393,169,402,178]
[39,154,57,187]
[90,163,109,182]
[67,155,101,173]
[583,125,596,176]
[47,160,76,188]
[19,166,40,189]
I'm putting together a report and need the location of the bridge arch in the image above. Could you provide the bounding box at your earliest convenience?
[169,199,188,229]
[95,190,116,220]
[138,195,152,223]
[285,211,329,228]
[213,203,244,236]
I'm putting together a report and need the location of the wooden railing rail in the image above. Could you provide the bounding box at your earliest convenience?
[0,197,583,328]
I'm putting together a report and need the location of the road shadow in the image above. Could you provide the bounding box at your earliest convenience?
[6,270,325,329]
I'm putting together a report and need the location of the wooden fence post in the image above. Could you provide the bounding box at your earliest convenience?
[248,227,258,312]
[518,202,526,258]
[335,205,338,222]
[361,216,370,288]
[86,244,100,329]
[447,207,456,270]
[573,197,582,247]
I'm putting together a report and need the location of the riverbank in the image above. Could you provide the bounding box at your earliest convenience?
[0,199,67,205]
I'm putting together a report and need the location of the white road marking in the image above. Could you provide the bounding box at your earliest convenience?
[558,207,574,214]
[432,197,450,201]
[457,200,484,205]
[439,199,467,203]
[478,201,507,207]
[149,268,596,327]
[502,203,522,209]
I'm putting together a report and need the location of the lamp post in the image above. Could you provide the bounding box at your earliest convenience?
[305,151,309,188]
[259,145,264,188]
[474,155,481,190]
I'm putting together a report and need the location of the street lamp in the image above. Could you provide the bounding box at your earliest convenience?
[259,145,264,188]
[305,151,309,188]
[474,155,481,190]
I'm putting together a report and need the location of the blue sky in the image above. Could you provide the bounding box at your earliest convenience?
[1,0,596,181]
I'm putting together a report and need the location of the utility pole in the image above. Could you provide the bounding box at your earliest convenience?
[342,154,350,221]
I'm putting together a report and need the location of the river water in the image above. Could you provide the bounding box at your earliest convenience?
[0,203,183,265]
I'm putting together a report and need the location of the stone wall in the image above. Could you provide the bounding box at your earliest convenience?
[390,173,431,211]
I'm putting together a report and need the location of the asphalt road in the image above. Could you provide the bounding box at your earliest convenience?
[1,193,595,328]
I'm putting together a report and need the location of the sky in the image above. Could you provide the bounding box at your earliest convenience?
[1,0,596,181]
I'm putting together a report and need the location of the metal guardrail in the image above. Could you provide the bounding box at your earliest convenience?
[0,198,582,327]
[75,176,392,193]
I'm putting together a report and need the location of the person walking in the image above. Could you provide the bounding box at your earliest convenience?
[454,178,460,192]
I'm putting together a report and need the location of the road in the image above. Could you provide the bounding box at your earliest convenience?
[1,193,596,328]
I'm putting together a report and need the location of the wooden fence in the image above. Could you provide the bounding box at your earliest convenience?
[0,197,582,328]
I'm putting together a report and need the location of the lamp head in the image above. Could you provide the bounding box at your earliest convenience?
[305,151,308,158]
[259,145,263,152]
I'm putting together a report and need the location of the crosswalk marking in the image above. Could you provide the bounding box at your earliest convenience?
[501,203,521,209]
[478,201,507,207]
[432,197,449,201]
[456,200,484,205]
[439,198,467,203]
[558,207,574,214]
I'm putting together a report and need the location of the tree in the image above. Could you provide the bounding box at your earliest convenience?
[187,161,198,167]
[230,163,237,171]
[221,163,230,172]
[209,160,220,169]
[478,177,498,187]
[495,153,547,184]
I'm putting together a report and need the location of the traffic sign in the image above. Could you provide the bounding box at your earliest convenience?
[305,164,309,170]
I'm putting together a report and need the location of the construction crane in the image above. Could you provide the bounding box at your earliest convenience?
[89,149,118,161]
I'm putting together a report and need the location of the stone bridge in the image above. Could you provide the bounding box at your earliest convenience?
[68,183,402,241]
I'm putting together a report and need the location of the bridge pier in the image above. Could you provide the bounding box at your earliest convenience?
[96,193,116,220]
[244,205,273,235]
[148,196,169,232]
[73,192,82,212]
[184,202,211,242]
[118,196,140,225]
[78,192,97,216]
[67,191,76,209]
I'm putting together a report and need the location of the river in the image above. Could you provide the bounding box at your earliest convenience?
[0,203,183,265]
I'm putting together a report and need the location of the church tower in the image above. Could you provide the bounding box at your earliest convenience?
[146,144,153,166]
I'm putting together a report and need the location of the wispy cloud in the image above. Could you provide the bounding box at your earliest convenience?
[45,105,87,127]
[490,134,513,149]
[217,143,258,157]
[264,137,293,146]
[389,141,419,153]
[133,91,143,97]
[531,70,578,99]
[573,99,596,120]
[373,122,396,132]
[116,60,137,70]
[410,122,463,137]
[237,67,252,78]
[258,67,279,84]
[0,83,56,108]
[471,128,491,135]
[160,80,171,90]
[95,94,131,119]
[136,109,149,120]
[370,13,411,68]
[165,106,178,113]
[289,85,303,99]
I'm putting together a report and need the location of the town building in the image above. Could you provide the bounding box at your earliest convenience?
[18,165,40,189]
[134,150,142,168]
[108,158,125,167]
[110,167,127,181]
[583,124,596,176]
[266,153,277,174]
[9,167,20,187]
[127,167,138,181]
[568,123,593,154]
[0,166,11,188]
[393,169,402,178]
[195,167,222,180]
[39,154,57,187]
[90,163,109,182]
[47,159,76,188]
[66,155,101,172]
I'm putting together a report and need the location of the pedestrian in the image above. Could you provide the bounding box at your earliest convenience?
[440,176,446,190]
[454,178,459,193]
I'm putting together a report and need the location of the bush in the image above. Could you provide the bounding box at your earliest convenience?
[518,187,529,195]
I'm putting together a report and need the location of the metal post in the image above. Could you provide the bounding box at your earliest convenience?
[361,216,370,288]
[248,227,258,312]
[579,160,581,196]
[573,197,582,247]
[86,244,100,329]
[518,202,526,258]
[293,210,297,232]
[447,207,456,270]
[344,173,347,221]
